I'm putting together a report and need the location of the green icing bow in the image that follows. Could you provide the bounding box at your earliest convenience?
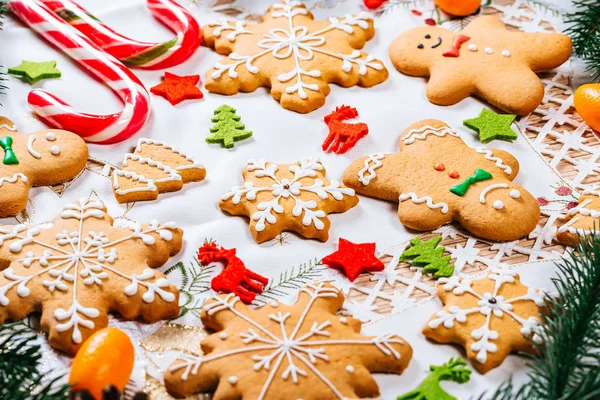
[449,168,492,196]
[0,136,18,165]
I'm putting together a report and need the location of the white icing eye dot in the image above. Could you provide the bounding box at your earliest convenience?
[493,200,504,210]
[510,190,521,199]
[468,44,477,51]
[485,47,494,54]
[346,365,355,373]
[45,132,57,141]
[228,376,238,385]
[50,145,60,155]
[219,332,228,340]
[502,50,511,57]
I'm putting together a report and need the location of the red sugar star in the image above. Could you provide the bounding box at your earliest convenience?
[322,238,384,282]
[150,72,204,105]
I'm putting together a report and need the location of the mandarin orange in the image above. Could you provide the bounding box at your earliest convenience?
[434,0,481,16]
[574,83,600,133]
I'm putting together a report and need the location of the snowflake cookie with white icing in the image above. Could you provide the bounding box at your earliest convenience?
[557,188,600,246]
[422,266,546,373]
[202,0,388,113]
[389,16,572,115]
[220,157,358,243]
[0,116,88,217]
[342,119,540,241]
[164,282,412,399]
[0,198,182,354]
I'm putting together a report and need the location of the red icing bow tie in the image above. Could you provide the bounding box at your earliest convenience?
[442,34,471,57]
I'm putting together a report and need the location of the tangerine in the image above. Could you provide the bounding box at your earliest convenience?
[574,83,600,133]
[69,328,135,400]
[434,0,481,16]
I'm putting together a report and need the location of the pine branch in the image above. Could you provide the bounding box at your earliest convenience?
[525,0,565,17]
[566,0,600,80]
[482,233,600,399]
[0,0,8,97]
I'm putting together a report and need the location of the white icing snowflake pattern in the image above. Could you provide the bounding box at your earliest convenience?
[0,198,181,349]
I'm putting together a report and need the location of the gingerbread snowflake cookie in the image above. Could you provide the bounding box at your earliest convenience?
[343,119,540,241]
[112,138,206,203]
[164,282,413,399]
[0,198,182,354]
[0,117,88,217]
[557,188,600,246]
[423,266,546,373]
[389,16,572,115]
[203,0,388,113]
[221,157,358,243]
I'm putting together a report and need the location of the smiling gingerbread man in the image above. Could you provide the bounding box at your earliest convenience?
[389,16,572,115]
[343,119,540,241]
[0,117,88,217]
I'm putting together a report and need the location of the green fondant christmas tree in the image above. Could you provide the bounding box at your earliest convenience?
[397,357,471,400]
[206,104,252,148]
[400,236,454,278]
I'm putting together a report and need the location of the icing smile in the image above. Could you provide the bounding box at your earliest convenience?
[431,37,442,48]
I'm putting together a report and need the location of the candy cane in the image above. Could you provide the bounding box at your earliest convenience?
[40,0,201,69]
[10,0,151,144]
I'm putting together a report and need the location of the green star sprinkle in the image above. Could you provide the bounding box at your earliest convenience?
[8,60,62,84]
[463,108,517,144]
[397,357,472,400]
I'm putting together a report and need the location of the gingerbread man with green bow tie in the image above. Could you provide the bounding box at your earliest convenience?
[389,16,572,115]
[342,119,540,241]
[0,117,88,217]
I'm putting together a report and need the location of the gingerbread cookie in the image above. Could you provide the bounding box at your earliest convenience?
[557,188,600,246]
[389,16,572,115]
[221,157,358,243]
[343,119,540,241]
[112,138,206,203]
[0,117,88,217]
[203,0,388,113]
[165,282,412,399]
[422,266,546,373]
[0,198,182,355]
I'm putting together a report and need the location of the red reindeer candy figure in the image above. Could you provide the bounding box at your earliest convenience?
[197,242,269,304]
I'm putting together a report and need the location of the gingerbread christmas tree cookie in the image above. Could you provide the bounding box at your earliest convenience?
[0,198,182,355]
[342,119,540,241]
[0,117,88,218]
[164,282,413,399]
[203,0,388,113]
[221,157,358,243]
[422,266,546,373]
[557,188,600,246]
[389,16,572,115]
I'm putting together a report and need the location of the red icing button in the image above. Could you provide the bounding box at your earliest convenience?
[434,162,445,171]
[449,170,460,179]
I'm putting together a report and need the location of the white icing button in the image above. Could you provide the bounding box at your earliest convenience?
[228,376,238,385]
[219,332,228,340]
[45,132,57,141]
[468,44,477,51]
[346,365,355,373]
[339,317,348,324]
[502,50,511,57]
[509,190,521,199]
[270,301,279,308]
[485,47,494,54]
[50,145,60,155]
[493,200,504,210]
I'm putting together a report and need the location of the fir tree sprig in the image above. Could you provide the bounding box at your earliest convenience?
[566,0,600,80]
[0,0,8,96]
[482,233,600,399]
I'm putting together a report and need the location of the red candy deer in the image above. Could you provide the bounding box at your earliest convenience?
[322,105,369,154]
[197,242,269,304]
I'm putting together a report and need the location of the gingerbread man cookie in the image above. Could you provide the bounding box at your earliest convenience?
[343,119,540,241]
[423,266,546,373]
[0,198,182,355]
[0,117,88,217]
[165,282,412,399]
[221,157,358,243]
[389,16,572,115]
[203,0,388,113]
[557,188,600,246]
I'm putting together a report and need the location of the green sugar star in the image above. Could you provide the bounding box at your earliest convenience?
[463,108,517,144]
[8,60,62,84]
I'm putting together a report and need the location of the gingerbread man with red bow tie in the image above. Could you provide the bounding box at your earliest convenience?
[389,16,572,115]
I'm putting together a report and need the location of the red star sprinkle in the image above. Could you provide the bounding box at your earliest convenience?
[322,238,384,282]
[150,72,204,105]
[322,105,369,154]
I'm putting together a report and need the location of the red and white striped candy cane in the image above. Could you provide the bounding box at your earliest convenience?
[10,0,151,144]
[40,0,201,69]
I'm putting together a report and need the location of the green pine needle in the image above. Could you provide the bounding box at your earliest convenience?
[482,233,600,399]
[566,0,600,80]
[0,0,8,97]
